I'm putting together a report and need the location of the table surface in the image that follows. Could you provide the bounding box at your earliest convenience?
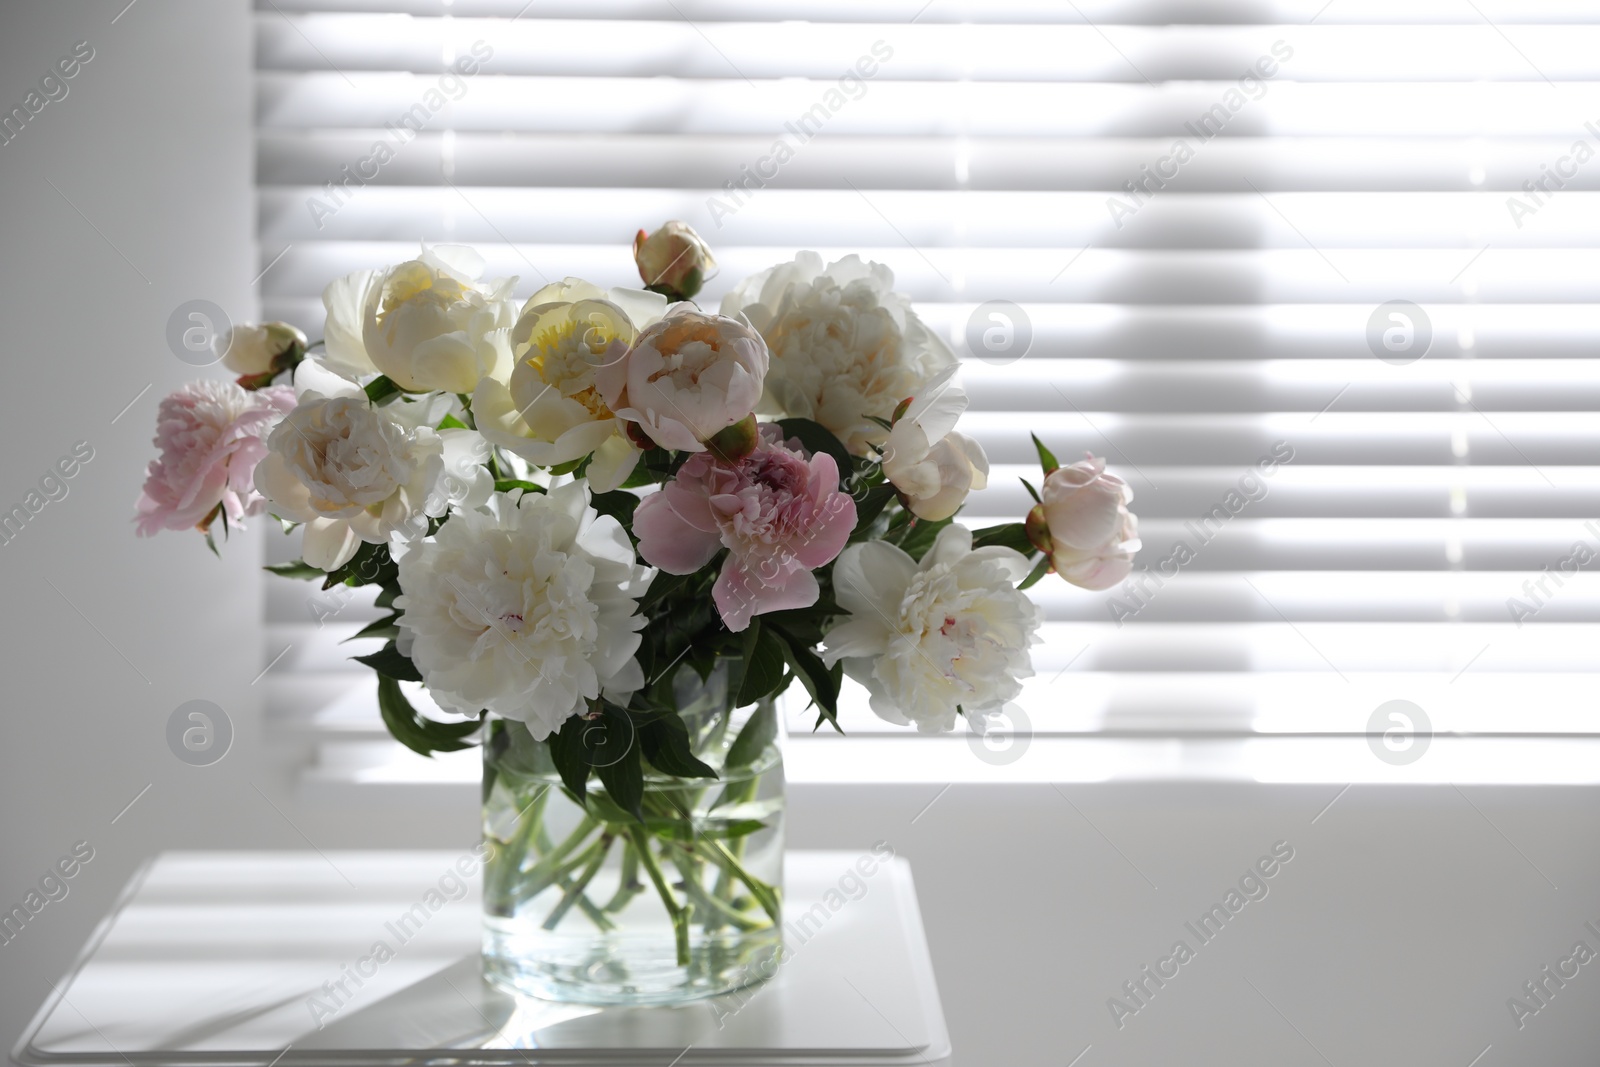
[13,850,951,1067]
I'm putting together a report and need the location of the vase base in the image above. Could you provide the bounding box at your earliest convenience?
[483,925,783,1006]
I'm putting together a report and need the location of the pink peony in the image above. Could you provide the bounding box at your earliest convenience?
[1034,454,1140,590]
[634,424,856,631]
[595,306,767,452]
[135,381,296,536]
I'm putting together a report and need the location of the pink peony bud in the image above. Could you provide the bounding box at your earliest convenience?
[1037,454,1140,590]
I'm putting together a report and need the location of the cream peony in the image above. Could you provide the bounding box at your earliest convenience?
[595,306,768,453]
[472,278,667,492]
[393,482,651,737]
[254,361,491,569]
[880,368,988,521]
[823,524,1041,732]
[359,245,517,393]
[721,252,957,455]
[216,322,306,378]
[634,220,717,299]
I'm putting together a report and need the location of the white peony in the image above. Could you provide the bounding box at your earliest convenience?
[254,361,492,569]
[320,269,380,380]
[472,278,667,492]
[823,524,1042,732]
[881,367,989,521]
[721,252,956,455]
[393,482,651,737]
[355,245,518,393]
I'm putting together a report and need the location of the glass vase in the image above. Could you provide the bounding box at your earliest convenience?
[480,661,785,1005]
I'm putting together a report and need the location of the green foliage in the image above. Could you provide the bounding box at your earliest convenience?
[1019,555,1053,591]
[775,417,853,484]
[1031,433,1059,475]
[637,710,718,780]
[620,447,675,488]
[264,560,323,580]
[364,376,403,405]
[589,489,640,536]
[353,641,422,682]
[375,675,479,757]
[494,478,544,498]
[849,484,898,541]
[726,701,778,770]
[736,622,788,707]
[972,522,1036,556]
[549,716,592,803]
[892,514,955,562]
[769,623,841,730]
[322,541,397,589]
[345,613,401,643]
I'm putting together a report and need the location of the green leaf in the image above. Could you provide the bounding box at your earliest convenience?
[849,484,898,540]
[364,376,403,405]
[437,413,469,430]
[620,447,674,488]
[1031,433,1059,475]
[344,613,400,643]
[726,701,778,770]
[972,522,1035,555]
[548,456,586,476]
[374,585,400,610]
[737,622,788,707]
[322,541,397,589]
[549,716,591,804]
[591,714,645,820]
[775,417,853,485]
[353,641,423,682]
[589,489,639,533]
[770,625,839,723]
[895,514,955,563]
[1019,554,1053,591]
[1020,477,1042,504]
[265,560,323,580]
[865,414,895,433]
[638,713,719,780]
[493,478,544,497]
[375,675,479,757]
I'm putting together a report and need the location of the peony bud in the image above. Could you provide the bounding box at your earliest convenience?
[633,221,717,301]
[217,321,308,388]
[705,413,760,463]
[1035,454,1140,590]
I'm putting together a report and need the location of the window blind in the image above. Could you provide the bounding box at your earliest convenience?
[254,0,1600,783]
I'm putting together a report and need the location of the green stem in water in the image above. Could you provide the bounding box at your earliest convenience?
[630,825,693,967]
[601,839,645,914]
[542,832,614,931]
[517,812,599,899]
[664,842,766,931]
[697,837,782,927]
[484,783,550,917]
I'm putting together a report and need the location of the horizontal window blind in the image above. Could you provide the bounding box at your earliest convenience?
[254,1,1600,781]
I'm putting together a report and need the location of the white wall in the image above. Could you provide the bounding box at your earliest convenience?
[0,0,295,1049]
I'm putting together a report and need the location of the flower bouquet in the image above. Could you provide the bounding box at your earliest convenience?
[136,223,1139,1005]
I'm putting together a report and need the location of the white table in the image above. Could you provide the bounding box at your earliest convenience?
[13,850,951,1067]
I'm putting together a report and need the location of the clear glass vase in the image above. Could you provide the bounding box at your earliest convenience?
[480,661,785,1005]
